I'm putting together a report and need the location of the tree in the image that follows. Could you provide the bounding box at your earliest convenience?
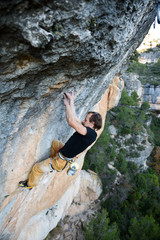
[83,209,120,240]
[129,215,160,240]
[141,101,150,111]
[120,89,138,106]
[151,147,160,175]
[131,91,140,104]
[114,153,127,174]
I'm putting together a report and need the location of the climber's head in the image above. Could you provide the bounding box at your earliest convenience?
[82,112,102,130]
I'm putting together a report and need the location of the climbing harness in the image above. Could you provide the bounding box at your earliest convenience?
[58,152,79,175]
[58,152,73,163]
[59,152,74,171]
[50,152,79,176]
[49,152,73,172]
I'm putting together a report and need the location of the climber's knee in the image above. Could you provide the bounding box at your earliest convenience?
[32,162,43,174]
[51,139,64,157]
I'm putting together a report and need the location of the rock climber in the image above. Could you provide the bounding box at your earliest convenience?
[19,91,102,189]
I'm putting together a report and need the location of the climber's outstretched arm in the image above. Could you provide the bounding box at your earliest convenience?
[63,92,87,135]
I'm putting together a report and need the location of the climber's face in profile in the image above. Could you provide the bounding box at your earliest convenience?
[82,113,94,129]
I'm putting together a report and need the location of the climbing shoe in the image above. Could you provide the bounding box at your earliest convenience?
[19,180,32,190]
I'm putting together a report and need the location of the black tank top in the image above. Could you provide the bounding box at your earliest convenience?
[60,127,97,158]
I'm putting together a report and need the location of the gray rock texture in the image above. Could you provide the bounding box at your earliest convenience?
[142,84,160,110]
[110,128,153,170]
[0,0,155,158]
[108,125,117,137]
[121,72,143,97]
[126,130,153,169]
[123,71,160,110]
[138,47,160,64]
[0,0,156,239]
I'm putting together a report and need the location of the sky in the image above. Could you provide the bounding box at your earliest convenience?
[149,17,160,40]
[137,18,160,52]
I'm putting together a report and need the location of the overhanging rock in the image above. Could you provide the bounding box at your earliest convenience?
[0,0,155,239]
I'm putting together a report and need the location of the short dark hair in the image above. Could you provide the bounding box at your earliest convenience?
[87,111,102,130]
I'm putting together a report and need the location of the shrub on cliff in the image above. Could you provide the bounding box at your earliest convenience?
[127,55,160,85]
[83,209,120,240]
[114,152,127,174]
[120,89,139,106]
[129,50,140,62]
[114,89,146,135]
[150,147,160,175]
[150,115,160,146]
[141,101,150,111]
[128,215,160,240]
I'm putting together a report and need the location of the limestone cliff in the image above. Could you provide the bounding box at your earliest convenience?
[122,44,160,110]
[122,72,160,110]
[0,76,123,240]
[0,0,155,239]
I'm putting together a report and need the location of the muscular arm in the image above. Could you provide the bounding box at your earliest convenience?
[63,92,87,135]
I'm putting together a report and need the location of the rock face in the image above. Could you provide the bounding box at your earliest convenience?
[125,131,153,170]
[121,72,142,97]
[142,84,160,110]
[0,76,123,240]
[138,47,160,64]
[67,169,102,216]
[15,170,102,240]
[44,170,102,240]
[108,125,153,170]
[0,0,155,239]
[122,73,160,111]
[45,170,102,240]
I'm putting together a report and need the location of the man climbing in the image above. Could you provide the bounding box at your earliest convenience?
[19,91,102,189]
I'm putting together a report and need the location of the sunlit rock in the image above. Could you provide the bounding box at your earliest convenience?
[0,0,155,239]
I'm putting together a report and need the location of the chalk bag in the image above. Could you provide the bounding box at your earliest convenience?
[67,162,79,176]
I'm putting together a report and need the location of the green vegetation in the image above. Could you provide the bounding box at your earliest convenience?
[101,170,160,240]
[150,115,160,146]
[129,215,160,240]
[113,89,148,135]
[127,52,160,85]
[83,209,120,240]
[51,23,63,37]
[129,50,140,62]
[140,101,150,111]
[83,89,160,240]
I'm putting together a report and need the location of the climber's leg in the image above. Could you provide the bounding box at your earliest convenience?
[19,140,65,189]
[27,158,51,188]
[50,139,64,158]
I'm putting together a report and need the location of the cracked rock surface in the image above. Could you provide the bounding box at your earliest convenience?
[0,0,155,239]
